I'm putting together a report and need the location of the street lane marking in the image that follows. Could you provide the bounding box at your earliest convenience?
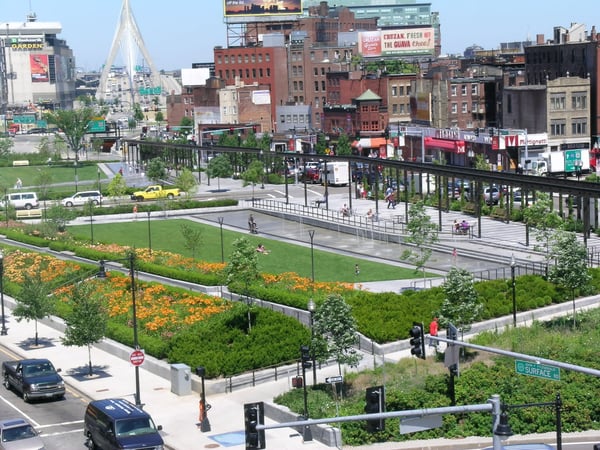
[0,394,41,427]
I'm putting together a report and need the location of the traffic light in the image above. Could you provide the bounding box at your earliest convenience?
[384,127,390,140]
[364,386,385,432]
[409,322,425,359]
[474,128,479,137]
[300,345,312,369]
[244,402,265,449]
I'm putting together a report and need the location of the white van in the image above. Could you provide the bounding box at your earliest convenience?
[1,192,39,210]
[61,191,103,207]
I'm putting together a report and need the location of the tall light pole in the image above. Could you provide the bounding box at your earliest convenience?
[259,149,265,189]
[217,217,224,263]
[511,254,517,327]
[0,251,6,335]
[308,230,315,283]
[308,298,316,385]
[146,211,152,255]
[97,166,101,193]
[97,252,141,406]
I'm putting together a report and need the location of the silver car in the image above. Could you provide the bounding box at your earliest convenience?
[0,418,45,450]
[61,190,103,207]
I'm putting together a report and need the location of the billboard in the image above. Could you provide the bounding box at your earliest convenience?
[358,27,434,57]
[30,54,49,83]
[409,92,432,124]
[224,0,302,17]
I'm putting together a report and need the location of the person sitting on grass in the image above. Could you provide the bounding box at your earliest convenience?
[256,243,270,254]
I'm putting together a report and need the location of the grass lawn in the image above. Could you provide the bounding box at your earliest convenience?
[0,164,108,197]
[69,219,428,283]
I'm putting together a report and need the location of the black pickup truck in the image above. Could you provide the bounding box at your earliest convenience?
[2,358,65,402]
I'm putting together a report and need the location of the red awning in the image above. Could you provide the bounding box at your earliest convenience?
[424,137,465,154]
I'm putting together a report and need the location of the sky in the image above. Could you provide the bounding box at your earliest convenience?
[1,0,599,71]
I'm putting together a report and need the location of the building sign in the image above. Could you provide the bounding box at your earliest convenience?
[359,28,434,57]
[9,36,44,50]
[30,54,50,83]
[224,0,302,17]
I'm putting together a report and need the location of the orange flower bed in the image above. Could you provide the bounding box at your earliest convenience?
[261,272,353,295]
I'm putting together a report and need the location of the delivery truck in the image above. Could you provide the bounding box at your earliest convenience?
[531,149,591,176]
[320,161,350,186]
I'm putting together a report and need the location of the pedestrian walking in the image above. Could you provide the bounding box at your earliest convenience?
[355,264,360,277]
[15,178,22,189]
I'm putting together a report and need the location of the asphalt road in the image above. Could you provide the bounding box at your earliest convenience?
[0,351,89,449]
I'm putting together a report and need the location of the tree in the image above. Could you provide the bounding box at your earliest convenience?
[155,111,164,123]
[44,107,95,164]
[311,294,362,373]
[180,116,193,136]
[175,168,197,197]
[522,192,563,253]
[436,267,482,334]
[241,160,264,200]
[61,282,108,376]
[548,230,591,327]
[180,223,203,259]
[34,168,53,215]
[0,136,14,158]
[106,173,128,201]
[335,132,352,156]
[225,238,260,332]
[207,154,233,190]
[133,103,144,121]
[44,204,77,233]
[146,157,167,183]
[13,268,54,346]
[401,201,439,275]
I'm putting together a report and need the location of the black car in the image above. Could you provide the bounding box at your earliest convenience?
[26,127,47,134]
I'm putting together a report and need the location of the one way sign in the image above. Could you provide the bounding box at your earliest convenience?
[325,376,343,384]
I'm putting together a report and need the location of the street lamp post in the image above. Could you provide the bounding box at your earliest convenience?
[308,298,316,385]
[511,254,517,327]
[97,253,141,406]
[259,150,265,189]
[146,211,152,255]
[217,217,224,263]
[97,167,101,194]
[89,202,94,244]
[0,251,7,335]
[308,230,315,283]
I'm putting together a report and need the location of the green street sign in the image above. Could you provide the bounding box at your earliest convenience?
[87,119,106,133]
[564,149,581,173]
[515,360,560,381]
[13,115,36,124]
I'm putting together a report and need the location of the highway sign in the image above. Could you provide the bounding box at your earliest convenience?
[87,119,106,133]
[325,376,343,384]
[515,360,560,381]
[130,349,145,366]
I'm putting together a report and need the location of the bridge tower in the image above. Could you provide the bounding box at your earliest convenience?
[98,0,160,106]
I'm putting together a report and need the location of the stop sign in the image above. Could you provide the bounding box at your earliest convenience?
[130,349,145,366]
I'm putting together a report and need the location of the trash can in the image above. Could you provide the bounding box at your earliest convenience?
[170,363,191,395]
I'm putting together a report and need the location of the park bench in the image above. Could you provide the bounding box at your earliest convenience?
[16,209,42,219]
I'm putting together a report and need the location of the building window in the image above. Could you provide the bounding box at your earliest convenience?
[314,81,319,91]
[259,68,263,77]
[217,56,222,64]
[451,86,457,97]
[225,69,229,79]
[299,81,303,90]
[266,68,270,76]
[293,81,298,91]
[462,102,468,113]
[571,118,587,135]
[321,67,326,76]
[321,80,326,90]
[461,85,467,96]
[362,105,369,112]
[392,104,398,113]
[258,54,262,62]
[314,68,318,76]
[239,69,243,78]
[310,51,315,61]
[251,54,255,63]
[315,97,319,108]
[550,93,566,110]
[472,102,479,113]
[224,55,229,64]
[245,69,250,78]
[451,103,458,114]
[244,55,249,63]
[391,86,397,96]
[252,68,256,78]
[370,104,378,112]
[572,92,587,109]
[371,121,378,130]
[550,120,566,136]
[287,115,292,123]
[399,86,405,96]
[280,114,285,123]
[265,54,270,62]
[399,104,405,114]
[238,55,242,63]
[471,84,478,95]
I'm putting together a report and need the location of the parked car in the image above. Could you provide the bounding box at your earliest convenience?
[61,190,103,207]
[484,186,501,205]
[302,167,320,183]
[0,418,45,450]
[0,192,39,210]
[26,128,47,134]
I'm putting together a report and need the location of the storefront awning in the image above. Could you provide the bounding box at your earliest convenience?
[424,137,465,154]
[352,137,389,148]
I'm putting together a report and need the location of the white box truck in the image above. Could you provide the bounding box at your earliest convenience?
[531,149,590,176]
[320,161,350,186]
